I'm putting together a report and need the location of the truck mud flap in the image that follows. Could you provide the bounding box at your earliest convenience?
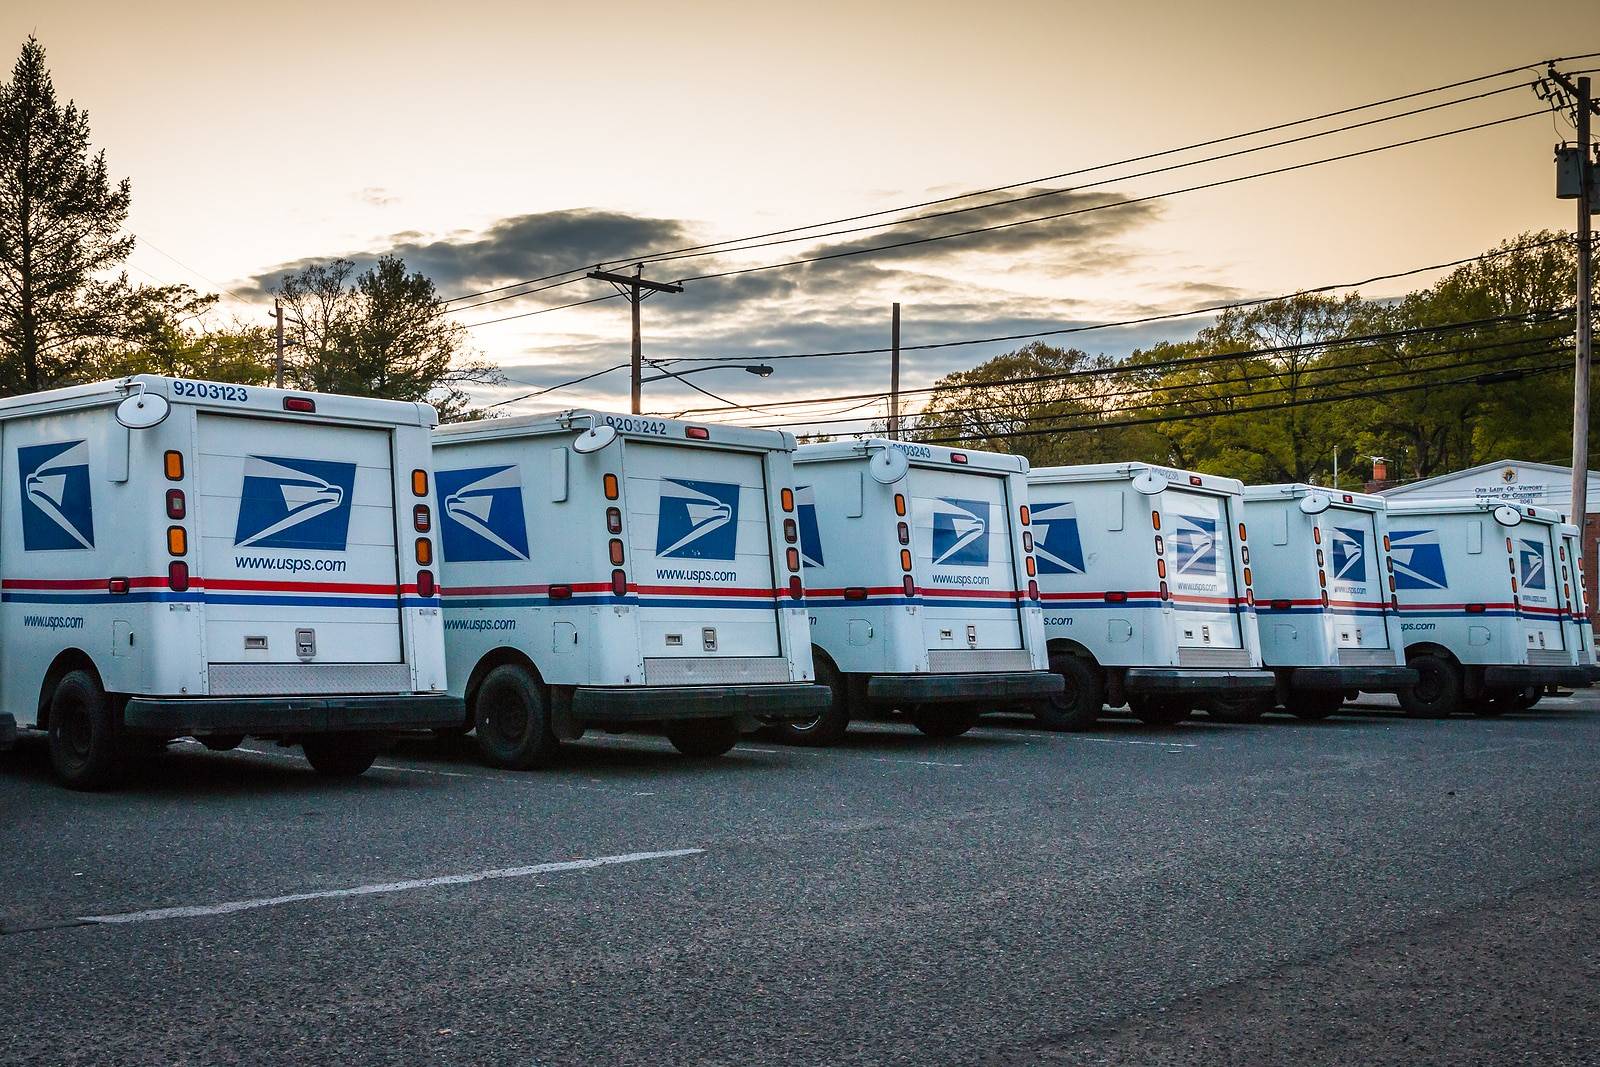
[0,713,15,751]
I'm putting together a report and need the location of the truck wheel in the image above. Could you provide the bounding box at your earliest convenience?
[302,734,380,777]
[1206,693,1272,724]
[1289,691,1345,720]
[1397,654,1462,718]
[664,717,741,758]
[1128,696,1190,726]
[1037,653,1104,730]
[773,657,851,746]
[474,664,560,769]
[47,670,127,790]
[1510,685,1542,711]
[911,705,980,738]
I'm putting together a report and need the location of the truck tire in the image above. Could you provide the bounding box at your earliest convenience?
[1397,654,1462,718]
[1128,696,1190,726]
[302,734,380,777]
[911,705,980,738]
[1037,653,1104,730]
[664,717,741,758]
[1510,685,1543,711]
[47,670,127,790]
[1206,693,1272,724]
[474,664,560,769]
[773,656,851,746]
[1288,691,1345,720]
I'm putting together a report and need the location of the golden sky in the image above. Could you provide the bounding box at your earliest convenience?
[5,0,1594,421]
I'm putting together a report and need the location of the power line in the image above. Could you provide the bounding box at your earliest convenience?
[464,291,626,331]
[485,361,632,410]
[443,52,1596,306]
[663,234,1574,371]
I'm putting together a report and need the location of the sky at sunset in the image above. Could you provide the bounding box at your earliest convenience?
[4,0,1594,426]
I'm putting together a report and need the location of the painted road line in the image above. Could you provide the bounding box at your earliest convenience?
[78,849,706,926]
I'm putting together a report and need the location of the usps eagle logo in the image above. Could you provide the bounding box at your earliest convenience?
[1171,514,1219,576]
[1389,528,1448,590]
[18,440,95,551]
[437,465,530,562]
[1519,538,1547,590]
[795,484,824,567]
[233,456,357,551]
[931,497,990,567]
[656,478,740,560]
[1031,500,1085,575]
[1329,526,1367,583]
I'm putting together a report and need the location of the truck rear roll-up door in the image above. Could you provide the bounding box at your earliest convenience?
[910,468,1024,652]
[1160,489,1243,649]
[195,415,404,667]
[1325,509,1389,650]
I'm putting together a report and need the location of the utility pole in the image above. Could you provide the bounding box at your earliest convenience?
[1547,68,1598,527]
[271,298,285,389]
[587,264,683,414]
[888,303,901,439]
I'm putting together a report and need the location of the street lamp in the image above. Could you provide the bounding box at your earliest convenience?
[639,363,773,384]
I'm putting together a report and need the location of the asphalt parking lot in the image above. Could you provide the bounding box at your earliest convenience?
[3,695,1599,1066]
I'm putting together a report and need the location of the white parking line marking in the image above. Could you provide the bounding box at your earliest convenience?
[77,849,705,926]
[1069,737,1197,749]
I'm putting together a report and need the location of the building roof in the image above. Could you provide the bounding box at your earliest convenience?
[1379,459,1600,497]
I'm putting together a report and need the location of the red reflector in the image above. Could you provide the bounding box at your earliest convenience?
[844,587,868,600]
[611,569,628,597]
[788,576,804,600]
[1391,595,1399,609]
[786,547,801,572]
[950,452,968,464]
[108,577,130,595]
[1027,580,1039,601]
[1465,603,1487,614]
[1159,581,1170,600]
[685,426,710,440]
[1189,475,1202,486]
[416,570,435,598]
[1272,599,1292,611]
[1246,590,1255,606]
[1321,591,1330,608]
[549,584,573,600]
[1105,591,1128,603]
[283,396,316,413]
[902,575,916,596]
[1342,494,1353,503]
[413,504,431,532]
[166,489,186,519]
[167,562,189,592]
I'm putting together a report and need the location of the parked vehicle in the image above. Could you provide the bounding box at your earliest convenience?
[1228,485,1416,721]
[788,439,1059,744]
[1387,498,1590,716]
[1558,522,1598,689]
[1026,463,1273,727]
[433,410,827,766]
[0,376,461,788]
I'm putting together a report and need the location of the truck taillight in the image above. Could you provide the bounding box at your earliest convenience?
[167,526,187,556]
[1391,594,1399,609]
[166,489,185,519]
[1019,505,1030,526]
[1237,523,1247,541]
[1272,599,1292,611]
[788,576,803,600]
[411,469,428,497]
[164,450,184,480]
[786,547,800,572]
[1026,556,1036,576]
[413,505,431,532]
[902,575,916,596]
[1318,570,1326,587]
[894,494,907,517]
[780,488,795,512]
[898,521,910,545]
[900,549,913,571]
[783,518,798,543]
[417,570,436,598]
[1151,510,1161,530]
[1389,575,1396,592]
[549,585,573,600]
[168,562,189,592]
[1321,591,1330,608]
[610,569,628,597]
[1383,534,1391,551]
[416,538,433,566]
[108,577,130,595]
[951,452,967,464]
[283,396,316,413]
[1245,590,1255,606]
[1159,581,1169,600]
[1312,527,1322,544]
[1188,475,1202,486]
[1242,567,1252,586]
[603,474,619,500]
[1027,580,1039,600]
[1156,559,1167,578]
[609,539,625,565]
[606,506,622,533]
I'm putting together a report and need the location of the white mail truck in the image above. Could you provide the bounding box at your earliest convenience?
[784,439,1059,744]
[0,375,461,788]
[433,410,827,767]
[1026,463,1274,727]
[1388,498,1590,716]
[1227,485,1415,721]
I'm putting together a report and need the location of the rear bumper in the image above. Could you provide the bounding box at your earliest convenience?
[1481,665,1592,689]
[0,714,14,751]
[866,670,1062,705]
[1123,668,1276,694]
[122,694,464,736]
[1284,666,1417,692]
[571,683,831,723]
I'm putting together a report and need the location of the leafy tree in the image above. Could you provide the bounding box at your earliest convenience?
[273,255,501,421]
[83,302,275,385]
[0,36,199,394]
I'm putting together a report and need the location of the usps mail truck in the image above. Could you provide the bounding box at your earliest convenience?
[1228,485,1416,721]
[784,439,1059,744]
[0,376,461,788]
[1388,498,1590,716]
[432,410,827,767]
[1026,463,1274,727]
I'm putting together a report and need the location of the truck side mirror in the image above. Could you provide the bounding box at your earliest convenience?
[115,392,169,429]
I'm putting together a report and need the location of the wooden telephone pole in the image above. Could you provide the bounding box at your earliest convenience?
[587,265,683,414]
